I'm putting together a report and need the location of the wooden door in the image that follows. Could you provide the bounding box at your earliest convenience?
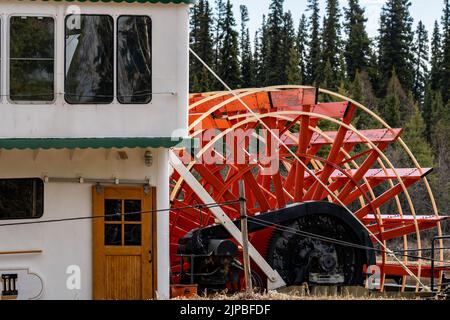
[93,186,154,300]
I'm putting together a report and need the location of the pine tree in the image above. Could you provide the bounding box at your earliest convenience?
[255,15,270,87]
[378,0,415,94]
[350,71,379,129]
[306,0,321,85]
[190,0,214,92]
[239,5,254,88]
[321,60,334,90]
[217,0,241,88]
[430,21,442,91]
[423,85,434,142]
[366,44,381,94]
[213,0,226,72]
[441,0,450,103]
[281,11,297,85]
[297,14,308,84]
[253,29,263,87]
[403,104,434,167]
[286,46,301,84]
[344,0,370,80]
[189,3,199,91]
[265,0,286,86]
[412,21,429,103]
[383,69,406,127]
[431,91,446,145]
[320,0,341,89]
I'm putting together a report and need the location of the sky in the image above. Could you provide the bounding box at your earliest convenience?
[229,0,444,41]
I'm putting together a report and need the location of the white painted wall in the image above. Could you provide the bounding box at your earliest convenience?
[0,148,170,300]
[0,0,189,139]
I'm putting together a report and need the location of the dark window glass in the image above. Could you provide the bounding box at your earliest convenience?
[117,16,152,104]
[124,200,141,222]
[0,179,44,220]
[105,224,122,246]
[10,16,54,102]
[124,224,141,246]
[65,15,113,104]
[105,199,122,221]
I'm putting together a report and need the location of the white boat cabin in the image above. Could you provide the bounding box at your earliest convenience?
[0,0,191,300]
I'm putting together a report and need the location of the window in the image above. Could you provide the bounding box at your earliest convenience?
[104,199,142,246]
[117,16,152,104]
[0,178,44,220]
[65,15,114,104]
[9,16,55,102]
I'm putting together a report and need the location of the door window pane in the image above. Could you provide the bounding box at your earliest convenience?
[105,199,122,222]
[65,15,113,104]
[124,224,141,246]
[105,224,122,246]
[10,16,54,102]
[117,16,152,104]
[124,200,141,222]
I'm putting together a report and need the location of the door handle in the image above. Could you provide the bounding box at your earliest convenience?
[149,250,152,263]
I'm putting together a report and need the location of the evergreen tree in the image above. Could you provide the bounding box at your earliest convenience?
[431,91,446,146]
[265,0,286,85]
[253,29,263,87]
[286,46,301,84]
[337,51,347,85]
[350,71,379,129]
[189,2,200,92]
[255,15,270,87]
[378,0,415,93]
[213,0,226,71]
[239,5,254,88]
[412,21,429,103]
[321,60,334,90]
[281,11,297,84]
[382,69,411,127]
[306,0,321,85]
[320,0,341,89]
[297,14,308,84]
[366,44,381,94]
[441,0,450,103]
[430,21,442,91]
[423,85,434,142]
[403,104,434,167]
[344,0,370,80]
[217,0,241,88]
[190,0,214,92]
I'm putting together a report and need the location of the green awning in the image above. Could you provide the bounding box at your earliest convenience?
[39,0,195,4]
[0,137,184,150]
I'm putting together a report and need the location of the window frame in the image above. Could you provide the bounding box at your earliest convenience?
[64,14,115,105]
[7,14,57,105]
[116,15,153,105]
[0,178,44,220]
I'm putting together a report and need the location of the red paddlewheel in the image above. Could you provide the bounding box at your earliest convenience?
[169,86,449,292]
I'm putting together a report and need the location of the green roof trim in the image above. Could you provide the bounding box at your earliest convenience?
[0,137,185,150]
[39,0,195,4]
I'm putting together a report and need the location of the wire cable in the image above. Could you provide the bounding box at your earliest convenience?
[0,194,448,265]
[0,200,240,228]
[247,215,450,265]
